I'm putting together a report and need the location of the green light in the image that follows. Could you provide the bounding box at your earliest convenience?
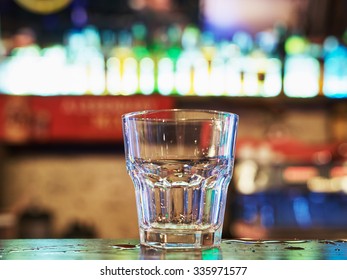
[181,25,200,50]
[167,47,181,60]
[285,35,308,55]
[133,45,149,59]
[202,247,221,260]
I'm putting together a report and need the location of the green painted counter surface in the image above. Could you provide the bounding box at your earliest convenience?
[1,239,347,260]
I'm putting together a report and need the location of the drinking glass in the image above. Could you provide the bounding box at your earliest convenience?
[122,109,238,249]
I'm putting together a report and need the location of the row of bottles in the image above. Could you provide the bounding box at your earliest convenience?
[0,24,346,97]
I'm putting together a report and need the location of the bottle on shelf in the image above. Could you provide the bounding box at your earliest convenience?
[176,25,203,96]
[323,36,347,98]
[132,23,155,95]
[108,30,138,95]
[156,24,182,96]
[283,35,320,98]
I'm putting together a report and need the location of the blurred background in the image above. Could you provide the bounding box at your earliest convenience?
[0,0,346,240]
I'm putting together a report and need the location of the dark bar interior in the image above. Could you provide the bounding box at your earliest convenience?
[0,0,347,245]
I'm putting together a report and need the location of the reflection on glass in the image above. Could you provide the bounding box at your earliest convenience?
[139,246,222,260]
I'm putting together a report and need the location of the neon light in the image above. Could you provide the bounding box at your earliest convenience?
[157,58,175,95]
[193,57,209,96]
[139,57,154,95]
[284,55,320,98]
[122,57,138,95]
[106,57,121,95]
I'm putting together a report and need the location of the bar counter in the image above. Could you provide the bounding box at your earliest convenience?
[1,239,347,260]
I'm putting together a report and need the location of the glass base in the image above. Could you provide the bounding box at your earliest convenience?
[139,227,222,249]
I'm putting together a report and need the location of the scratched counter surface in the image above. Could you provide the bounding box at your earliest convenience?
[1,239,347,260]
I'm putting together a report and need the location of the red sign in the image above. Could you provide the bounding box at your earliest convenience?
[0,95,175,143]
[0,95,32,143]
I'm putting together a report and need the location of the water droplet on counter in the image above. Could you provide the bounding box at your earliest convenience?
[224,239,287,245]
[284,246,305,250]
[223,239,261,245]
[112,244,138,250]
[283,240,308,244]
[261,240,284,244]
[319,240,336,245]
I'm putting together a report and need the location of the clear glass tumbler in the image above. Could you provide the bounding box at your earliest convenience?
[122,109,238,249]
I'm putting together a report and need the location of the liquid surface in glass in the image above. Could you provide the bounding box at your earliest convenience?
[129,157,233,233]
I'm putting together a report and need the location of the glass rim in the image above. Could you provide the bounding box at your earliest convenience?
[122,109,239,122]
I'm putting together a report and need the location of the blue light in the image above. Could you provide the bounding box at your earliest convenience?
[323,45,347,98]
[260,205,274,227]
[293,197,312,228]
